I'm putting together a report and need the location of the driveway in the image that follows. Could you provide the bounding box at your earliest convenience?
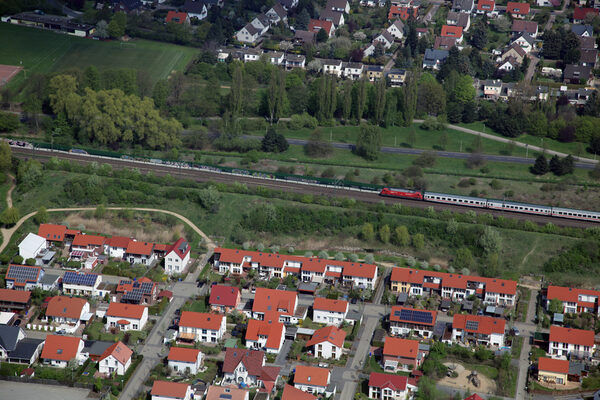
[274,339,293,367]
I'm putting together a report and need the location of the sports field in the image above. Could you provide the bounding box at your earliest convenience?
[0,23,198,86]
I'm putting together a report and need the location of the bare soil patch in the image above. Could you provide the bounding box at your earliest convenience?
[439,362,496,395]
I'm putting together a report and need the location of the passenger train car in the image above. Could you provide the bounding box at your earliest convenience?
[380,188,600,222]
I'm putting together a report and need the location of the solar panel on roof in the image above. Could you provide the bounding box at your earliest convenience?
[396,309,433,324]
[465,320,479,331]
[63,271,98,286]
[7,266,39,283]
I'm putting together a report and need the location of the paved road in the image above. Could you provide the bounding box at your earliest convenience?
[119,251,214,400]
[525,54,539,83]
[516,288,541,400]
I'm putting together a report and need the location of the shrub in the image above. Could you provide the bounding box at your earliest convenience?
[304,251,314,258]
[288,246,295,253]
[364,254,375,263]
[318,250,329,259]
[257,243,265,251]
[335,252,345,261]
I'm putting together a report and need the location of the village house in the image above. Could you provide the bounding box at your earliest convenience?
[166,11,189,24]
[0,289,31,312]
[269,51,285,66]
[167,347,204,375]
[62,271,102,297]
[388,5,418,20]
[105,236,130,259]
[322,59,344,77]
[482,79,503,99]
[306,325,346,359]
[313,297,348,327]
[387,69,407,86]
[46,296,90,325]
[236,24,261,43]
[182,0,208,20]
[441,25,463,43]
[178,311,226,343]
[511,20,538,38]
[538,357,569,385]
[98,341,132,375]
[71,234,106,257]
[342,62,365,80]
[0,325,25,360]
[387,19,405,40]
[325,0,350,13]
[209,285,241,313]
[124,240,156,265]
[573,7,599,23]
[105,303,148,331]
[564,64,592,84]
[320,10,344,28]
[151,381,192,400]
[252,288,304,324]
[546,285,600,315]
[246,319,285,353]
[206,386,249,400]
[222,348,280,390]
[389,306,437,338]
[549,325,595,358]
[368,372,418,400]
[18,233,47,261]
[308,19,334,37]
[367,65,384,81]
[507,1,530,18]
[265,3,287,24]
[41,335,85,368]
[510,34,534,53]
[452,0,474,13]
[476,0,495,14]
[294,365,332,395]
[5,265,44,290]
[342,263,378,289]
[451,314,506,347]
[283,385,317,400]
[165,238,191,275]
[423,48,449,69]
[38,224,73,245]
[0,325,44,365]
[572,24,593,37]
[116,277,158,305]
[285,54,306,69]
[502,43,527,65]
[382,337,423,372]
[434,36,457,50]
[446,11,470,31]
[293,30,316,45]
[251,13,271,34]
[390,267,517,306]
[498,57,519,72]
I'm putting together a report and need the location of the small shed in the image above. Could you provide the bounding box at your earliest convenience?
[297,282,318,294]
[553,313,564,324]
[440,298,452,311]
[461,300,474,312]
[397,292,408,305]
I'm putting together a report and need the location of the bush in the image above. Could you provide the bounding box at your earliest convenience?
[490,179,503,190]
[304,129,333,157]
[12,255,23,264]
[318,250,329,259]
[321,167,336,178]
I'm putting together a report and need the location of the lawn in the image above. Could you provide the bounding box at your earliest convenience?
[84,320,149,344]
[511,336,524,359]
[182,296,208,313]
[529,346,547,362]
[0,23,198,88]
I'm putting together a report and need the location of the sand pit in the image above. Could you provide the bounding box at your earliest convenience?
[0,65,22,86]
[439,362,497,395]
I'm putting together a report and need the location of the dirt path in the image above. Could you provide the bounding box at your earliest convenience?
[519,237,539,269]
[0,206,215,254]
[5,174,14,208]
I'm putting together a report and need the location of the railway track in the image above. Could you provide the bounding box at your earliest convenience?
[11,147,598,229]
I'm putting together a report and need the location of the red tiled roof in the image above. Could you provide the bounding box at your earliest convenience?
[388,5,418,20]
[547,285,599,306]
[65,229,81,236]
[313,297,348,313]
[99,341,132,365]
[106,303,146,320]
[550,325,595,347]
[282,384,317,400]
[209,285,240,308]
[368,372,409,391]
[538,357,569,374]
[41,335,82,361]
[167,237,190,259]
[0,288,31,304]
[342,263,377,279]
[512,20,537,34]
[306,325,346,348]
[72,234,106,247]
[390,267,517,295]
[117,319,130,325]
[166,11,188,24]
[389,306,437,326]
[308,19,333,35]
[453,314,506,335]
[253,288,296,316]
[151,380,190,399]
[38,224,67,242]
[441,25,463,38]
[126,240,154,256]
[507,1,530,15]
[206,385,249,400]
[158,290,173,299]
[325,271,341,278]
[464,395,484,400]
[574,7,598,20]
[179,311,224,330]
[246,319,285,350]
[294,365,330,387]
[106,236,130,249]
[477,0,495,11]
[383,336,419,359]
[168,347,201,363]
[46,296,87,320]
[222,348,265,375]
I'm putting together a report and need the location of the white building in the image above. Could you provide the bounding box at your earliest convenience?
[61,271,102,297]
[313,297,348,327]
[549,325,596,358]
[323,59,343,77]
[387,20,405,40]
[105,236,130,259]
[168,347,204,375]
[46,296,90,325]
[41,335,85,368]
[178,311,226,343]
[165,238,191,275]
[236,24,261,43]
[105,303,148,331]
[222,348,280,390]
[98,341,132,376]
[342,62,364,80]
[306,326,346,360]
[451,314,505,347]
[368,372,417,400]
[342,263,378,289]
[151,381,192,400]
[245,319,285,354]
[18,233,47,261]
[294,365,331,395]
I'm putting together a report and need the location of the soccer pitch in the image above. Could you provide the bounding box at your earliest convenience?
[0,23,198,86]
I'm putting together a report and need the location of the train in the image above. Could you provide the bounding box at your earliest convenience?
[380,188,600,223]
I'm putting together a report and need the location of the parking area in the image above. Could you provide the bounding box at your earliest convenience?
[0,381,92,400]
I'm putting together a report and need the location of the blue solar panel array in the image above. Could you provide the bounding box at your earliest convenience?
[62,271,98,286]
[394,309,433,324]
[465,320,479,331]
[120,280,154,303]
[7,265,39,283]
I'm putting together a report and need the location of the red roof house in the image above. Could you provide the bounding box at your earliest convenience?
[282,384,317,400]
[38,224,67,243]
[506,2,530,18]
[98,341,133,375]
[451,314,506,346]
[441,25,463,41]
[308,19,334,37]
[306,326,346,360]
[166,11,190,24]
[105,303,148,331]
[538,357,569,374]
[382,337,422,371]
[246,319,285,353]
[574,7,599,22]
[549,325,595,357]
[294,365,330,390]
[46,296,89,323]
[252,288,298,322]
[209,285,241,313]
[388,5,418,20]
[464,395,484,400]
[41,335,84,367]
[368,372,418,399]
[0,288,31,311]
[151,381,192,400]
[179,311,226,343]
[476,0,495,13]
[222,348,280,392]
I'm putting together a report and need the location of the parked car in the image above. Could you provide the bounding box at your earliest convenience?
[13,319,21,327]
[351,298,358,304]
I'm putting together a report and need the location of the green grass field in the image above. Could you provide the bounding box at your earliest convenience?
[0,23,198,87]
